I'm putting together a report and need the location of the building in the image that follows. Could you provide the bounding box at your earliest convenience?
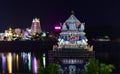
[31,18,42,35]
[48,13,95,74]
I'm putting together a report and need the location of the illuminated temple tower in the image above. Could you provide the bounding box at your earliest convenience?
[58,13,93,50]
[48,13,95,74]
[31,18,42,35]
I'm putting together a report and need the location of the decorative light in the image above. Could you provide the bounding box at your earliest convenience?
[41,32,46,37]
[2,54,6,73]
[32,57,37,73]
[16,54,19,70]
[55,26,61,30]
[28,53,31,72]
[7,53,12,74]
[43,53,46,68]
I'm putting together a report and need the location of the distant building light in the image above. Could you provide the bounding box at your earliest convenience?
[42,32,46,37]
[55,26,61,30]
[93,38,111,42]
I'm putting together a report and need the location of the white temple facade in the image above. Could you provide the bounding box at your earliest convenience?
[57,14,93,51]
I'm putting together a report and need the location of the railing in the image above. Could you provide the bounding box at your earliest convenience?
[49,49,95,58]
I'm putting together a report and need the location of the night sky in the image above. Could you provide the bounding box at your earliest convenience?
[0,0,120,38]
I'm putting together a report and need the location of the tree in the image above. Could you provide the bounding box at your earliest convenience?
[100,63,115,74]
[47,63,59,74]
[37,64,46,74]
[85,58,99,74]
[37,63,59,74]
[85,58,115,74]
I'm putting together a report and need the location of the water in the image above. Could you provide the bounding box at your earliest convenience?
[0,52,42,73]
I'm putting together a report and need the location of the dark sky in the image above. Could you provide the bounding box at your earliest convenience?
[0,0,120,36]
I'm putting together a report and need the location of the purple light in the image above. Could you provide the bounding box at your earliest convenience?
[2,54,6,73]
[55,26,61,30]
[32,57,37,73]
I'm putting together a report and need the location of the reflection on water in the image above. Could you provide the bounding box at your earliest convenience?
[32,57,37,73]
[7,53,12,73]
[43,53,46,68]
[28,53,31,72]
[16,54,19,71]
[1,53,6,73]
[0,52,42,73]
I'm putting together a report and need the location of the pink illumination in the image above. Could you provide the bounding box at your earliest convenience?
[32,57,37,73]
[55,26,61,30]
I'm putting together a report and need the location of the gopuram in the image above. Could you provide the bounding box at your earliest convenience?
[48,12,95,74]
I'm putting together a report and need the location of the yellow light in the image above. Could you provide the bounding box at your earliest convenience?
[16,54,19,70]
[7,53,12,73]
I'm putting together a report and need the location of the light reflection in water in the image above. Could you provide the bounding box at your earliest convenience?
[0,52,41,73]
[28,52,31,71]
[16,54,19,70]
[7,53,12,73]
[43,53,46,68]
[2,53,6,73]
[32,57,38,73]
[22,52,28,64]
[13,53,16,72]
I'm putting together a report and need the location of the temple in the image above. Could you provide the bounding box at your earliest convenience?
[58,13,93,51]
[48,12,95,74]
[31,18,42,35]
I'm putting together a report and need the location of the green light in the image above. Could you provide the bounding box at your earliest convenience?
[28,53,31,71]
